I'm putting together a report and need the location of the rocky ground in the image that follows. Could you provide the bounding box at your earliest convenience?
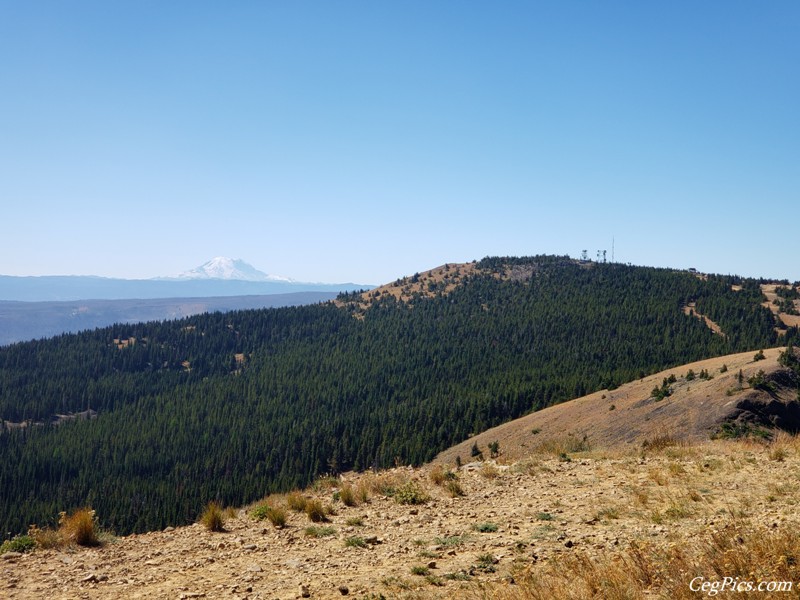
[4,433,800,599]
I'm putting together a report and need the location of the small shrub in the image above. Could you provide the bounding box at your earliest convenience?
[250,502,268,520]
[344,536,367,548]
[199,502,226,533]
[394,481,429,505]
[0,534,36,554]
[305,498,328,522]
[754,349,766,361]
[720,363,728,373]
[445,480,465,498]
[411,565,430,576]
[713,421,771,440]
[435,535,468,547]
[476,553,498,572]
[748,369,771,391]
[304,526,337,538]
[345,516,364,527]
[470,442,483,460]
[488,441,500,458]
[472,522,498,533]
[443,571,471,581]
[651,383,671,401]
[60,508,100,546]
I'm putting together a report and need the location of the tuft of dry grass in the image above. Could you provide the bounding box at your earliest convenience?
[429,464,451,486]
[199,501,226,532]
[305,498,328,523]
[768,435,791,462]
[445,479,466,497]
[355,482,369,504]
[58,508,100,546]
[251,498,287,528]
[286,491,308,512]
[339,483,359,507]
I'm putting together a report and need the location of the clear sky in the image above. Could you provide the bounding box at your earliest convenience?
[1,1,798,284]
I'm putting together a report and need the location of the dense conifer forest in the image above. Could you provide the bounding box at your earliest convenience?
[0,256,795,537]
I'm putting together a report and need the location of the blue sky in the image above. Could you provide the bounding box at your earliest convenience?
[1,1,797,284]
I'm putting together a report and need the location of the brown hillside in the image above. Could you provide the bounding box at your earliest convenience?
[334,262,480,314]
[435,347,798,465]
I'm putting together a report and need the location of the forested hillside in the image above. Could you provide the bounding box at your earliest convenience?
[0,257,795,537]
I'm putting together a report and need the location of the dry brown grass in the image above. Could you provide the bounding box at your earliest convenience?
[286,491,309,512]
[58,508,100,546]
[304,498,328,523]
[339,483,358,507]
[199,501,226,532]
[531,434,591,457]
[429,464,449,485]
[640,431,680,454]
[483,519,800,600]
[27,524,62,549]
[362,470,411,497]
[26,508,103,549]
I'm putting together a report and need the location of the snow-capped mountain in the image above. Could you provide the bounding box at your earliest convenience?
[174,258,293,282]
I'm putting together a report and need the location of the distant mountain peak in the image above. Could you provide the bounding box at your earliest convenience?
[175,257,293,282]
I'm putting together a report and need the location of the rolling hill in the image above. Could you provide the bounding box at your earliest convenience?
[436,346,800,465]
